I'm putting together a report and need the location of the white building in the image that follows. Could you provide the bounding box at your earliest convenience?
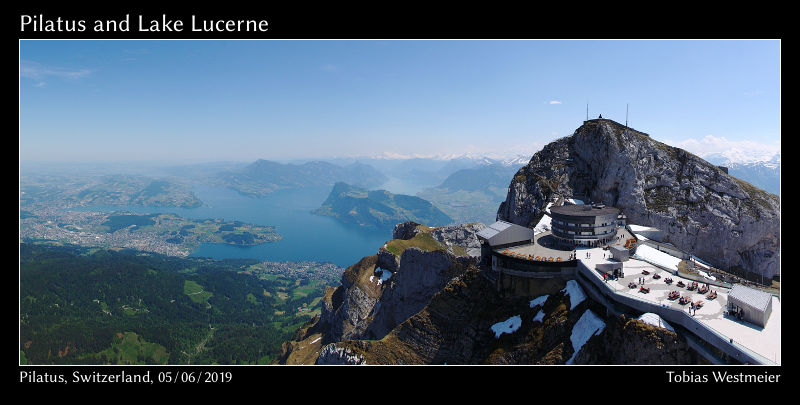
[727,284,773,328]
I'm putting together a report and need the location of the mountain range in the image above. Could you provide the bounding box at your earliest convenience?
[417,164,520,225]
[316,156,529,225]
[322,155,529,188]
[703,153,780,195]
[213,159,388,197]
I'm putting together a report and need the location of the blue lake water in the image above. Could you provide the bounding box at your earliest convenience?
[71,185,393,267]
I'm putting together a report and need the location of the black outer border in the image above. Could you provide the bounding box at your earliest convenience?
[15,2,784,394]
[14,364,786,394]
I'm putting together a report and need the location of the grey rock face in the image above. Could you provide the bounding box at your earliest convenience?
[331,282,377,340]
[393,221,422,240]
[318,256,383,343]
[376,247,400,272]
[392,221,486,257]
[498,119,780,278]
[429,222,486,257]
[324,249,472,342]
[316,344,366,365]
[319,223,484,344]
[364,248,473,339]
[318,287,338,333]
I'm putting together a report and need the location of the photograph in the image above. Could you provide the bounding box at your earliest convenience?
[18,21,781,378]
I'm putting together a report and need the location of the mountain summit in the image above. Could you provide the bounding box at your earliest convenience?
[497,118,780,278]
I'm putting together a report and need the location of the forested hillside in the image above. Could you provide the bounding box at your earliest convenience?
[19,243,336,365]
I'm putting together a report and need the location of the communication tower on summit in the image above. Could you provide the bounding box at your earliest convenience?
[626,103,629,128]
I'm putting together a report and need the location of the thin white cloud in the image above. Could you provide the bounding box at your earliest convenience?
[548,100,562,105]
[666,135,780,163]
[21,60,93,83]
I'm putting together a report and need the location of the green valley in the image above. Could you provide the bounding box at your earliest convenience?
[212,159,388,198]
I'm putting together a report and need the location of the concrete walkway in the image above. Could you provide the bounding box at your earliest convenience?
[498,227,635,262]
[577,245,781,365]
[498,231,573,261]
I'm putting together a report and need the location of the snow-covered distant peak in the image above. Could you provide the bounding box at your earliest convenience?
[769,152,781,163]
[701,150,781,166]
[501,156,530,167]
[366,152,533,166]
[702,152,731,166]
[440,152,531,165]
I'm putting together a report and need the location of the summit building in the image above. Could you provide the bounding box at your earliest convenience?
[549,203,620,247]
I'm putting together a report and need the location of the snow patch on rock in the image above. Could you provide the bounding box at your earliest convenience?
[561,280,586,310]
[637,313,675,332]
[567,309,606,364]
[491,315,522,338]
[529,294,549,308]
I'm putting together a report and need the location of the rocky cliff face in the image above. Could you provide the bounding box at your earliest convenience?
[308,222,483,345]
[497,119,780,278]
[571,315,698,365]
[429,222,486,257]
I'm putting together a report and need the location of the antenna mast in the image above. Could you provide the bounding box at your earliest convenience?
[626,103,629,128]
[586,101,589,121]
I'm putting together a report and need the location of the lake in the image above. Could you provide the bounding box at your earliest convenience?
[72,185,394,267]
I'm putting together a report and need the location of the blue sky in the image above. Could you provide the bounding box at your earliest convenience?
[20,40,780,163]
